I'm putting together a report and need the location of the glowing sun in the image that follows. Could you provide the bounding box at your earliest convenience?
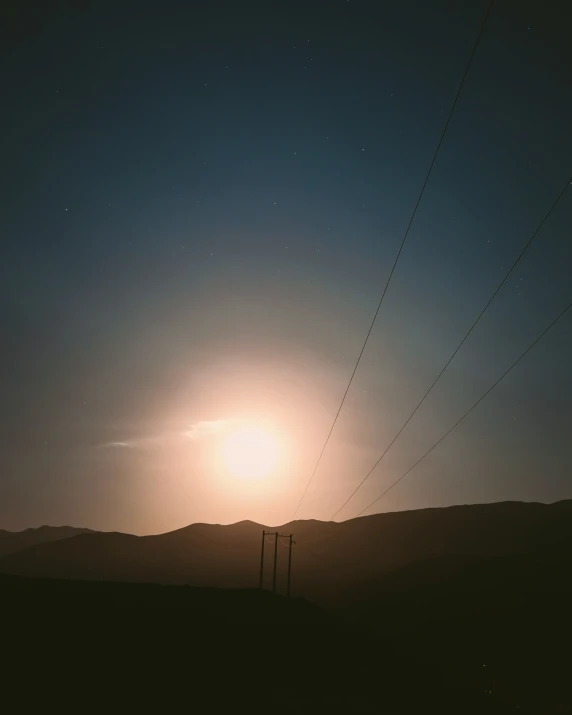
[221,425,280,480]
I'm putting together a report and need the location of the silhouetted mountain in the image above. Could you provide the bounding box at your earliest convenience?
[2,500,571,599]
[0,525,95,558]
[0,522,264,586]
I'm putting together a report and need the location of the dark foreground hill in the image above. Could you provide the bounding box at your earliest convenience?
[340,551,572,713]
[3,574,510,715]
[0,573,333,622]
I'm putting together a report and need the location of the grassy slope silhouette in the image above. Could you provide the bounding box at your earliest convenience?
[3,574,510,714]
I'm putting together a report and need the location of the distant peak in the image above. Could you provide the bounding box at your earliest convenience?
[8,525,93,535]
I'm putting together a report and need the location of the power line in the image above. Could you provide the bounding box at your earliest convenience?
[330,177,571,520]
[353,296,572,519]
[291,0,495,520]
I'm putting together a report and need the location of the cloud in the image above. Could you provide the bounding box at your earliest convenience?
[102,436,165,449]
[102,419,228,450]
[181,419,228,441]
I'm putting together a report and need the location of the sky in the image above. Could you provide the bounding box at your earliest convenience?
[1,0,571,534]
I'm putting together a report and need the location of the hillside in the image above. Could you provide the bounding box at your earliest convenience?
[0,525,94,558]
[1,500,571,600]
[340,550,572,712]
[2,574,510,714]
[2,500,571,711]
[0,573,335,622]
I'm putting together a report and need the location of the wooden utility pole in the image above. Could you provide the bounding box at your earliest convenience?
[287,534,293,598]
[259,530,265,589]
[258,530,295,598]
[272,531,279,593]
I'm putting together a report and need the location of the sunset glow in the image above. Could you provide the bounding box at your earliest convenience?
[220,424,281,481]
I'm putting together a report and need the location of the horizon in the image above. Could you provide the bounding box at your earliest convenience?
[3,495,570,537]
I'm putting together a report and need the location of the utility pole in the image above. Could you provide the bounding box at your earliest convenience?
[287,534,293,598]
[259,530,265,589]
[272,531,278,593]
[258,531,295,598]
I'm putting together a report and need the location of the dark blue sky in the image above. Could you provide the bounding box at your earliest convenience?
[1,0,571,533]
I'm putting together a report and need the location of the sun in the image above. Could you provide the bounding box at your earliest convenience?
[220,424,280,480]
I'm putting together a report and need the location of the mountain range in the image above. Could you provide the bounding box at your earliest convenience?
[0,524,93,558]
[2,499,571,604]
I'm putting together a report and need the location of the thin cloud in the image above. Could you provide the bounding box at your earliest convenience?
[182,419,228,441]
[103,419,228,450]
[102,435,165,449]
